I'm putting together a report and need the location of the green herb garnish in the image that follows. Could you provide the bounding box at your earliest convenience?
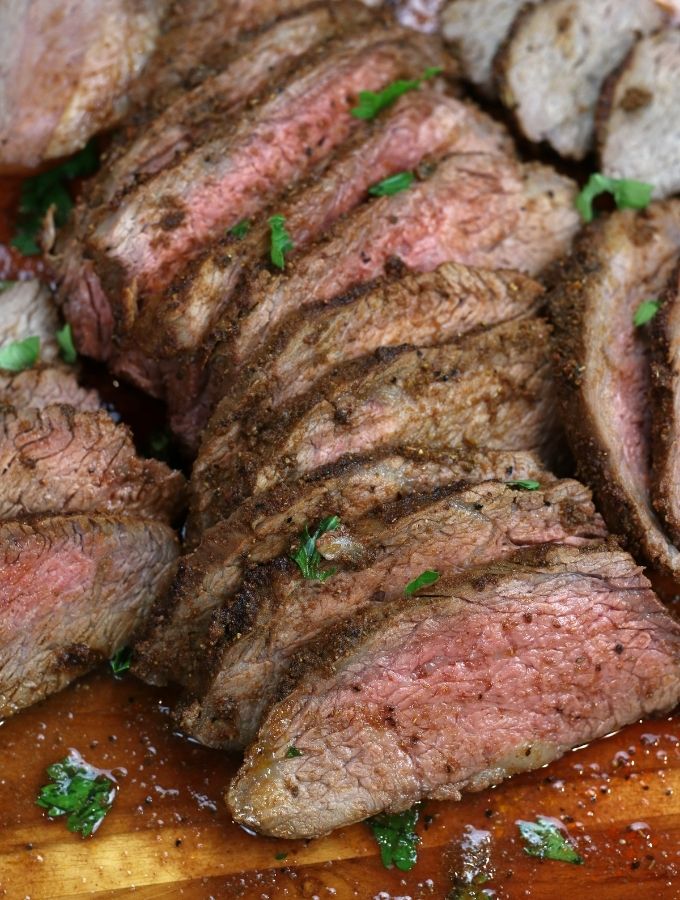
[269,215,294,270]
[12,142,99,256]
[404,570,440,596]
[290,515,340,581]
[633,299,660,327]
[229,219,251,239]
[275,852,288,860]
[109,646,132,677]
[368,171,414,197]
[285,746,303,758]
[367,805,421,871]
[0,335,40,372]
[517,817,583,864]
[56,322,77,364]
[36,752,116,837]
[351,67,442,120]
[576,174,653,223]
[0,281,16,291]
[505,480,541,491]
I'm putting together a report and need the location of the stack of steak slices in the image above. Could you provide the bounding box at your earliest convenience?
[0,282,185,718]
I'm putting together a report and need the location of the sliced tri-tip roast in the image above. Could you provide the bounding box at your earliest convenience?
[194,316,559,519]
[0,365,99,412]
[178,478,606,750]
[0,281,60,361]
[496,0,667,159]
[598,27,680,201]
[202,264,544,471]
[650,263,680,547]
[135,447,550,689]
[0,514,178,718]
[551,200,680,574]
[228,541,680,838]
[0,404,186,523]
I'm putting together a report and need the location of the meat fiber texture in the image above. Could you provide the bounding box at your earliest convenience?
[134,447,550,690]
[228,542,680,838]
[496,0,667,159]
[0,0,168,170]
[178,478,606,750]
[598,27,680,200]
[0,365,99,412]
[550,200,680,575]
[0,281,60,362]
[0,514,178,718]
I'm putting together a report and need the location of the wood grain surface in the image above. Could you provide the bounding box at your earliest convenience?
[0,671,678,899]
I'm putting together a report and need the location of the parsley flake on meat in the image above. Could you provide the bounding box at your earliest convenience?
[229,219,251,239]
[36,751,117,837]
[13,141,99,256]
[285,746,303,758]
[0,335,40,372]
[576,173,652,223]
[517,816,583,864]
[351,67,442,120]
[367,805,421,871]
[290,515,340,581]
[368,171,414,197]
[109,646,132,677]
[269,215,294,270]
[56,322,77,364]
[505,479,540,491]
[633,299,660,327]
[404,569,440,596]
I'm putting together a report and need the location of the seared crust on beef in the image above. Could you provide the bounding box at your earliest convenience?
[550,201,680,574]
[0,403,186,523]
[195,317,558,516]
[0,365,100,412]
[228,541,680,838]
[650,263,680,545]
[495,0,666,159]
[135,447,550,689]
[178,478,606,750]
[0,514,178,717]
[597,27,680,200]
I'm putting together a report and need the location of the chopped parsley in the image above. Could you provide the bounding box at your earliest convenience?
[269,215,294,270]
[0,335,40,372]
[290,515,340,581]
[505,480,540,491]
[109,646,132,677]
[517,817,583,864]
[367,805,421,871]
[633,299,660,327]
[404,569,440,596]
[576,174,653,223]
[36,751,117,837]
[56,322,77,364]
[275,852,288,861]
[285,746,303,758]
[368,171,414,197]
[229,219,251,239]
[0,281,15,291]
[13,141,99,256]
[351,67,442,120]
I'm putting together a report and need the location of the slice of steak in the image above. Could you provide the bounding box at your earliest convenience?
[87,28,446,294]
[495,0,667,159]
[441,0,539,95]
[598,28,680,200]
[197,317,559,516]
[201,264,544,478]
[213,152,578,388]
[99,3,375,200]
[550,201,680,574]
[0,404,186,523]
[0,281,60,361]
[228,541,680,838]
[0,514,178,718]
[0,365,100,412]
[650,264,680,546]
[179,478,606,750]
[136,447,549,688]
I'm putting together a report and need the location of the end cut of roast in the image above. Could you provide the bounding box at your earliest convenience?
[0,514,178,718]
[550,201,680,574]
[228,541,680,838]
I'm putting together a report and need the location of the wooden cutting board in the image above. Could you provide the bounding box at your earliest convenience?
[0,671,678,899]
